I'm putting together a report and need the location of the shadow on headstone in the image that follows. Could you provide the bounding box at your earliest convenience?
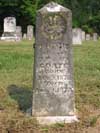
[7,84,32,112]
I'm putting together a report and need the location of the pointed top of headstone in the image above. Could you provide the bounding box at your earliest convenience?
[4,16,16,20]
[38,2,71,13]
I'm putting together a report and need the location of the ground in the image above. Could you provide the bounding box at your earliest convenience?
[0,40,100,133]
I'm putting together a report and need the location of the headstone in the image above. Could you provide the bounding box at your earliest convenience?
[23,33,27,39]
[1,17,17,41]
[27,25,34,40]
[86,34,91,41]
[72,28,82,45]
[32,2,78,125]
[93,33,98,41]
[82,31,85,41]
[16,26,22,41]
[4,17,16,32]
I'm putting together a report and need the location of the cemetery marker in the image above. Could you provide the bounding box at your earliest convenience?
[32,2,78,125]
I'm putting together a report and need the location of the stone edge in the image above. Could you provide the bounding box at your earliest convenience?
[36,115,79,125]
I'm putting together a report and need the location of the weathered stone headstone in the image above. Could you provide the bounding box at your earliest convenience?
[1,17,17,41]
[32,2,77,125]
[23,33,27,39]
[86,34,91,41]
[82,31,85,41]
[72,28,82,45]
[27,25,34,40]
[93,33,98,41]
[16,26,22,41]
[4,17,16,32]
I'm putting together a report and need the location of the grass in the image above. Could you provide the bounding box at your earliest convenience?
[0,41,33,110]
[74,41,100,108]
[0,40,100,132]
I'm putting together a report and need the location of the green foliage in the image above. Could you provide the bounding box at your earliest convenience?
[0,0,18,6]
[87,15,100,34]
[82,25,94,34]
[0,0,100,33]
[89,115,100,127]
[19,0,40,24]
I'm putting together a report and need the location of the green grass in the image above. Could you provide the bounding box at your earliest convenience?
[0,41,33,85]
[0,40,100,110]
[0,40,100,132]
[0,41,33,110]
[74,41,100,108]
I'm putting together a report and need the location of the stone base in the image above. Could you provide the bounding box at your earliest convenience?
[36,116,78,125]
[72,42,82,45]
[1,32,18,41]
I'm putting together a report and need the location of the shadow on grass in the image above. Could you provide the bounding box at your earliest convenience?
[7,84,33,112]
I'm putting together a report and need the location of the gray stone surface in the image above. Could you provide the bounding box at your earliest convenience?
[82,31,85,41]
[93,33,98,41]
[27,25,34,40]
[32,2,77,124]
[16,26,22,41]
[72,28,82,45]
[1,17,17,41]
[4,17,16,32]
[86,34,91,41]
[23,33,27,39]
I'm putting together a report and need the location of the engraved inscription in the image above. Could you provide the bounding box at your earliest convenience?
[36,42,71,94]
[33,2,75,117]
[41,14,66,40]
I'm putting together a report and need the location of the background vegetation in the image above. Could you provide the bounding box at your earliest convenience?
[0,0,100,34]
